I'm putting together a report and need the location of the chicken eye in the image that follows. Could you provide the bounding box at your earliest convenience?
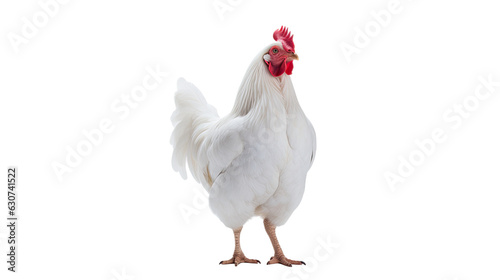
[272,48,278,54]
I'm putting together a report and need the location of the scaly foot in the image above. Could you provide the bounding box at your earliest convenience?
[267,255,305,267]
[219,252,260,266]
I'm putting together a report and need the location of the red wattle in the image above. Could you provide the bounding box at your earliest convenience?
[285,60,294,75]
[268,60,286,77]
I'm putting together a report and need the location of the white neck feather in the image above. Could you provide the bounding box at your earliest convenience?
[230,44,302,120]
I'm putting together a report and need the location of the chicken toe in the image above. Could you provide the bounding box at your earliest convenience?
[267,255,305,266]
[219,253,260,266]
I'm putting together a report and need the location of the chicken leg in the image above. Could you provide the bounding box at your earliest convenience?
[219,227,260,266]
[264,218,306,267]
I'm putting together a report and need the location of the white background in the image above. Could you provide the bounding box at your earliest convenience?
[1,0,500,279]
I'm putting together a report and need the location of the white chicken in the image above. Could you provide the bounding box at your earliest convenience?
[171,26,316,266]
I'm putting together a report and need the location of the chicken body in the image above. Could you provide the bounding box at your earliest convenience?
[171,41,316,266]
[209,71,315,229]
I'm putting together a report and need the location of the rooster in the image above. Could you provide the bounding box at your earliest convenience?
[171,26,316,266]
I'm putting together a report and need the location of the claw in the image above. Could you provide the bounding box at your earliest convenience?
[267,255,305,267]
[219,254,260,266]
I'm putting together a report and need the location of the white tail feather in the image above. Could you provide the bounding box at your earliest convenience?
[170,78,219,180]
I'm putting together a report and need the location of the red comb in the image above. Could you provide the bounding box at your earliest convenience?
[273,26,295,53]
